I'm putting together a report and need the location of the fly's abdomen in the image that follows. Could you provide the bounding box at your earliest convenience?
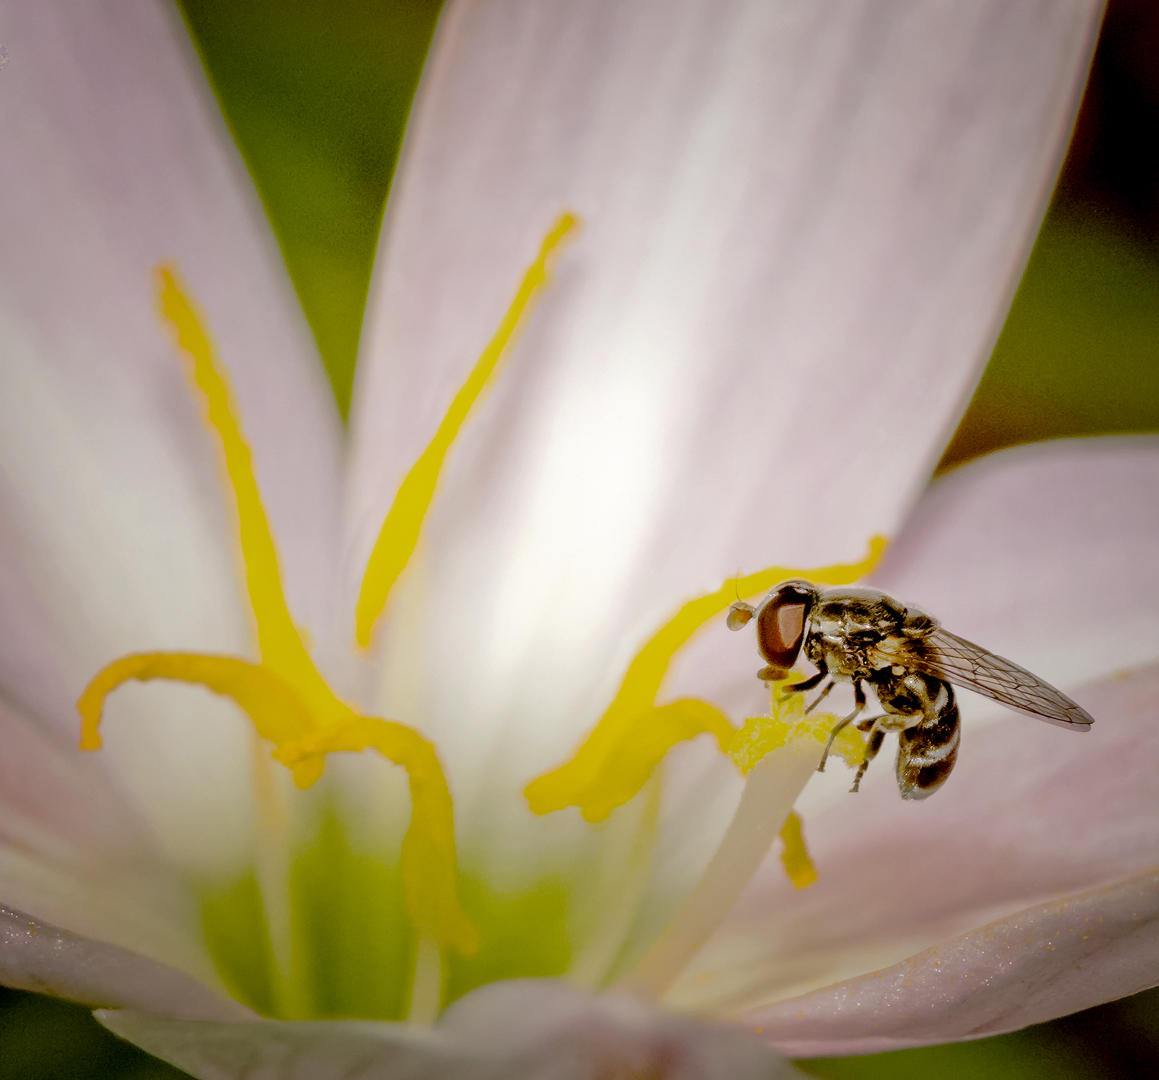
[895,683,960,800]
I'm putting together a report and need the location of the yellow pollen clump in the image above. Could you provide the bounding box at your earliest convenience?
[779,811,818,889]
[728,690,868,776]
[524,539,885,824]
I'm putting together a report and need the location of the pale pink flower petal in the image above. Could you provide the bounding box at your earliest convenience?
[347,0,1102,894]
[664,440,1159,1013]
[0,696,209,976]
[871,436,1159,704]
[0,0,342,888]
[99,978,798,1079]
[0,905,252,1022]
[752,868,1159,1056]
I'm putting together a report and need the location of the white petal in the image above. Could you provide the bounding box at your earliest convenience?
[0,0,342,883]
[100,978,797,1080]
[0,905,251,1021]
[346,0,1102,894]
[668,662,1159,1015]
[750,869,1159,1056]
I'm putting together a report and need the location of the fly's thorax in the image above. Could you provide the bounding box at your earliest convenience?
[803,588,905,680]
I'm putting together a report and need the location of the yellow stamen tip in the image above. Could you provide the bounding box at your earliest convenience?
[525,698,735,823]
[354,212,580,649]
[780,811,818,889]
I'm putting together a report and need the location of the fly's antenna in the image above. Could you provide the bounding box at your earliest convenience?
[727,570,756,630]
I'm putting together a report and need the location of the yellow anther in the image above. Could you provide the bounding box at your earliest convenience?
[355,213,580,648]
[524,539,885,822]
[779,811,818,889]
[78,268,476,959]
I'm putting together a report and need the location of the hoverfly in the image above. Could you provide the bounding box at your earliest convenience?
[727,581,1094,799]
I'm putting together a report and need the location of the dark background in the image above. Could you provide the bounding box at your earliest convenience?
[3,0,1158,1076]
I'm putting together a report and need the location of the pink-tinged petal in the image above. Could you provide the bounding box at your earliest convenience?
[98,1013,475,1080]
[870,436,1159,707]
[750,869,1159,1056]
[0,905,252,1021]
[610,442,1159,980]
[0,696,215,977]
[667,663,1159,1018]
[0,0,342,880]
[642,435,1159,974]
[99,978,797,1080]
[441,980,799,1079]
[346,0,1101,880]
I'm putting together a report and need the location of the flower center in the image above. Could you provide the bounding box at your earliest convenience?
[78,217,575,1017]
[75,212,883,1021]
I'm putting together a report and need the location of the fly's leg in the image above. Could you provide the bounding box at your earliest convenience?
[818,682,866,773]
[785,665,827,695]
[804,680,836,716]
[850,724,887,793]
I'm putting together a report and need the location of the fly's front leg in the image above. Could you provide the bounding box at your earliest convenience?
[785,662,828,696]
[850,722,886,792]
[818,681,866,773]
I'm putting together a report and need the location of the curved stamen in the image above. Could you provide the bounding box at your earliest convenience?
[79,269,477,970]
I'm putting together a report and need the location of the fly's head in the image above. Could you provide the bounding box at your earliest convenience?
[728,579,817,681]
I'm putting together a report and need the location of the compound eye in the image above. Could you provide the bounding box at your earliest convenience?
[755,583,815,669]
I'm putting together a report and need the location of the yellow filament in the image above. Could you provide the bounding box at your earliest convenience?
[779,811,818,889]
[355,213,579,648]
[158,269,342,723]
[524,539,885,823]
[78,268,476,957]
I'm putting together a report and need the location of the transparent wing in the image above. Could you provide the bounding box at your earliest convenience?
[913,627,1094,729]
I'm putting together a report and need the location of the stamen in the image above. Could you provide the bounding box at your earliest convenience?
[78,269,477,968]
[78,654,313,754]
[779,811,817,890]
[616,689,824,1000]
[405,931,444,1026]
[157,269,341,722]
[275,718,479,956]
[355,213,579,648]
[524,539,886,823]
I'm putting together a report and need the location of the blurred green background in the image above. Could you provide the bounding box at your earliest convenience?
[4,0,1159,1076]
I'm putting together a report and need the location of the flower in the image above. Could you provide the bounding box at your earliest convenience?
[2,1,1151,1078]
